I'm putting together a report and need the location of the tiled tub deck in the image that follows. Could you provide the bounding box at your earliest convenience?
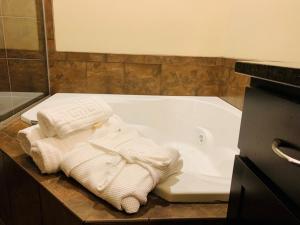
[0,117,227,225]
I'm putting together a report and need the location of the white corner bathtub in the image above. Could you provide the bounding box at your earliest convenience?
[22,93,242,203]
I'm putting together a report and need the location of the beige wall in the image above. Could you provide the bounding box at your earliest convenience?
[225,0,300,63]
[52,0,228,57]
[53,0,300,63]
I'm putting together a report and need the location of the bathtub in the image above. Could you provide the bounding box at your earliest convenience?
[22,93,242,203]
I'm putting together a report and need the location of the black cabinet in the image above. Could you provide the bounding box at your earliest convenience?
[227,157,300,225]
[239,87,300,207]
[0,151,42,225]
[227,62,300,225]
[0,151,11,225]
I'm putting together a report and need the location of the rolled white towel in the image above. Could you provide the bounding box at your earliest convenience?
[37,96,113,138]
[17,125,45,155]
[100,163,154,214]
[30,128,95,174]
[61,143,154,214]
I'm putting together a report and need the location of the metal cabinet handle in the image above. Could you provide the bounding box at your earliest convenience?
[272,139,300,166]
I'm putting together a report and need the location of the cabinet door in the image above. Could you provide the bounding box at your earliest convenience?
[4,154,42,225]
[239,87,300,207]
[0,150,12,225]
[227,157,300,225]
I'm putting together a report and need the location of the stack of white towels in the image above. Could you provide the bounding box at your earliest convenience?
[17,96,182,214]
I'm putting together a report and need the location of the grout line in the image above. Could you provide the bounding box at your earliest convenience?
[41,0,51,95]
[0,15,38,20]
[3,57,42,61]
[0,7,14,112]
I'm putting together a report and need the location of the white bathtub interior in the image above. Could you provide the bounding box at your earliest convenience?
[0,92,44,121]
[21,93,242,203]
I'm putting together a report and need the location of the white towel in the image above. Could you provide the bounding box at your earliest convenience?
[60,142,154,214]
[61,143,126,191]
[100,163,154,213]
[30,128,95,174]
[18,112,182,213]
[90,132,182,185]
[17,125,45,155]
[37,96,113,138]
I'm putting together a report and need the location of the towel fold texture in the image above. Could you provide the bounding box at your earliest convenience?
[17,98,182,214]
[17,125,45,155]
[30,128,95,174]
[90,133,182,185]
[37,96,113,138]
[61,142,154,214]
[61,143,126,192]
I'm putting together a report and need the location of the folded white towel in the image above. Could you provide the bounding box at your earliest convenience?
[37,96,113,138]
[30,128,95,174]
[18,109,182,214]
[100,163,153,213]
[61,143,126,191]
[90,133,181,185]
[61,142,154,214]
[17,125,45,155]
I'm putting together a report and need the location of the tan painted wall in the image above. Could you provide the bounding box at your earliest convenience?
[52,0,229,57]
[225,0,300,63]
[53,0,300,63]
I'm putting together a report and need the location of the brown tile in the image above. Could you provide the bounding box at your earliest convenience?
[6,18,47,59]
[47,40,67,61]
[1,118,27,138]
[107,54,164,64]
[0,59,10,91]
[221,86,246,110]
[196,85,220,96]
[43,0,54,40]
[0,132,24,158]
[0,0,2,16]
[216,67,231,84]
[161,64,199,95]
[86,62,124,93]
[47,39,56,53]
[66,52,106,62]
[8,59,48,92]
[0,18,5,58]
[87,53,106,62]
[228,71,250,87]
[3,17,39,51]
[66,52,93,61]
[161,64,220,96]
[222,58,236,69]
[143,55,164,64]
[1,0,37,17]
[162,56,218,66]
[146,195,227,220]
[35,0,44,21]
[49,61,87,93]
[106,54,143,63]
[124,63,161,95]
[6,49,43,59]
[48,51,67,62]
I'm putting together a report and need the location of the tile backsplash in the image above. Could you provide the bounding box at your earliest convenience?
[44,0,249,110]
[0,0,48,92]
